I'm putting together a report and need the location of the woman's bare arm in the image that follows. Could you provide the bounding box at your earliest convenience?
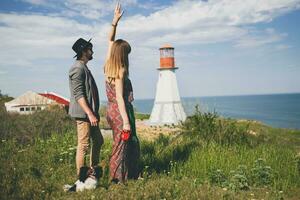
[105,2,124,62]
[115,70,130,130]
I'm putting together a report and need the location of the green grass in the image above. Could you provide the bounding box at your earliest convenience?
[0,97,300,199]
[134,112,150,120]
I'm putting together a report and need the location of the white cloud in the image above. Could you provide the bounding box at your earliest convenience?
[0,13,104,67]
[1,0,300,97]
[116,0,300,47]
[235,28,287,48]
[1,0,299,66]
[14,0,300,46]
[21,0,140,19]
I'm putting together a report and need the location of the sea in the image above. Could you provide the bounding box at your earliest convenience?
[129,93,300,130]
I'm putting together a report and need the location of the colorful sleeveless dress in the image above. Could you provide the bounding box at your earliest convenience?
[105,77,140,183]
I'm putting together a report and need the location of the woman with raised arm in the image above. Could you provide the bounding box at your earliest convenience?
[104,2,140,184]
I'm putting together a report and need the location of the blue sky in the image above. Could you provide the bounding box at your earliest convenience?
[0,0,300,99]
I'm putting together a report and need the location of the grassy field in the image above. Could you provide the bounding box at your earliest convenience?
[0,97,300,199]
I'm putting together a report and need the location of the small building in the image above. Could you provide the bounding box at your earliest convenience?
[4,91,69,114]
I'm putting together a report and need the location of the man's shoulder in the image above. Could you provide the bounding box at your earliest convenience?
[70,60,85,69]
[69,61,86,74]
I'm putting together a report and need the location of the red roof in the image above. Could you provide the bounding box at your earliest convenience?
[39,92,69,106]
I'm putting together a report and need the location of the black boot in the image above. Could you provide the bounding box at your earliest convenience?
[92,166,103,180]
[64,166,89,192]
[78,166,89,182]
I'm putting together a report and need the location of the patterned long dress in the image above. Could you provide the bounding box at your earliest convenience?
[105,77,140,183]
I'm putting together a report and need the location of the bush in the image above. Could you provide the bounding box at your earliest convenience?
[182,105,257,146]
[0,105,75,144]
[208,160,274,191]
[209,168,227,187]
[250,158,273,186]
[208,165,250,191]
[228,165,249,191]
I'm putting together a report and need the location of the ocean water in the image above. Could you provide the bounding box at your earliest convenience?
[131,93,300,129]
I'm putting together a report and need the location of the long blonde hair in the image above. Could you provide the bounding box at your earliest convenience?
[104,39,131,82]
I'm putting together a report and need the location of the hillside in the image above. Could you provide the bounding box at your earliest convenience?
[0,98,300,199]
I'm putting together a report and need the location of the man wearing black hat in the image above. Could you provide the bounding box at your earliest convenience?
[67,38,103,191]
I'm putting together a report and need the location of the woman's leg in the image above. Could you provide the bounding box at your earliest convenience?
[109,125,128,183]
[126,106,141,179]
[127,121,140,179]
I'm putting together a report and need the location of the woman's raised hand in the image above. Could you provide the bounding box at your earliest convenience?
[106,2,123,59]
[112,2,124,25]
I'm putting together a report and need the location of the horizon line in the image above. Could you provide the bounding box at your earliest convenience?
[130,91,300,101]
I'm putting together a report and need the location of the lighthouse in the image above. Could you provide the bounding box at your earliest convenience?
[149,44,187,125]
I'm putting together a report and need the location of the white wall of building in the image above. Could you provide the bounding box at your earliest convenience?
[4,91,56,114]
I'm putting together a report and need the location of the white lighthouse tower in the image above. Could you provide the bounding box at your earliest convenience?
[149,44,186,125]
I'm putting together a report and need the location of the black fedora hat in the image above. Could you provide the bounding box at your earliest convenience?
[72,38,93,58]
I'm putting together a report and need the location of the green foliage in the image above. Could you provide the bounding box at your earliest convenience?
[209,168,227,187]
[134,112,150,120]
[182,105,259,147]
[208,165,251,192]
[228,165,250,191]
[140,133,199,176]
[296,154,300,175]
[0,105,75,144]
[132,106,150,120]
[0,102,300,199]
[250,158,273,186]
[0,92,14,111]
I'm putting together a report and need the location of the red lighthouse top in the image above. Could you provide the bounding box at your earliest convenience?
[158,44,178,70]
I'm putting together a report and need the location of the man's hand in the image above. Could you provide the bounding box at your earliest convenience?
[87,112,98,126]
[112,2,124,25]
[77,97,98,126]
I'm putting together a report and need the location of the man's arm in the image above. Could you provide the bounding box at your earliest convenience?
[77,98,98,126]
[70,67,98,126]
